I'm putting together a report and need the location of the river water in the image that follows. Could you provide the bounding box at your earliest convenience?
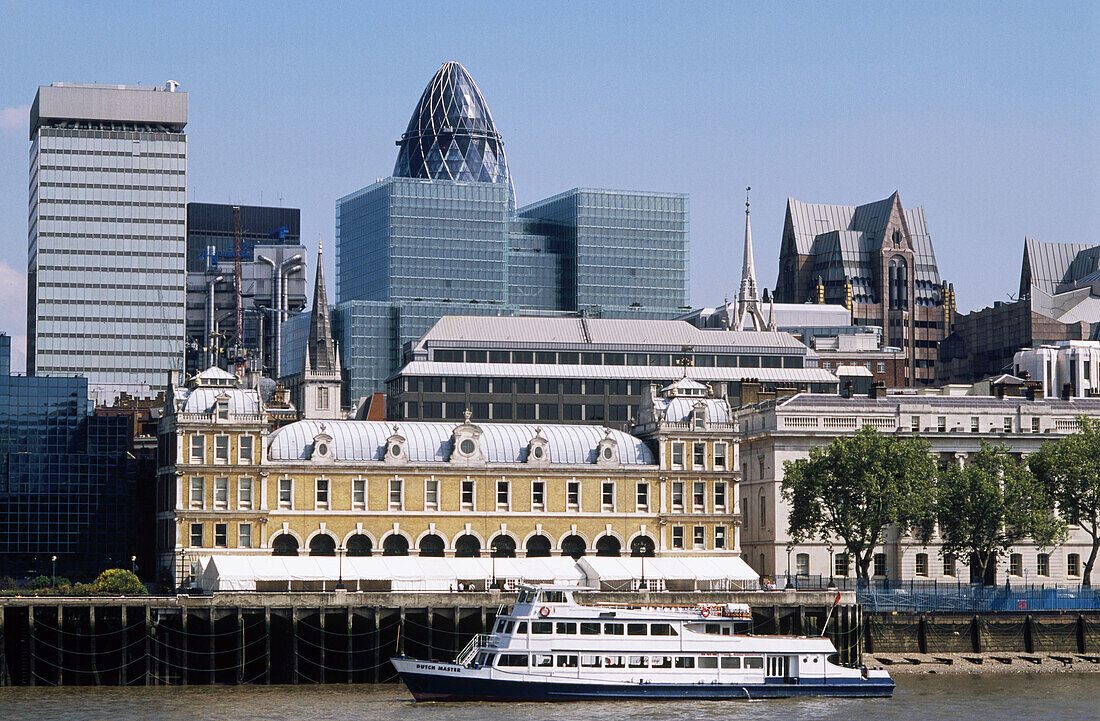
[0,675,1095,721]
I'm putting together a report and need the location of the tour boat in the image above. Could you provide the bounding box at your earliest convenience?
[392,584,893,701]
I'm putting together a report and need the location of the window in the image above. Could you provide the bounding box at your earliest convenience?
[389,479,403,510]
[915,553,928,577]
[1003,417,1013,432]
[461,479,475,510]
[555,622,576,635]
[532,480,545,511]
[190,435,205,463]
[943,554,956,577]
[693,482,705,511]
[672,443,684,469]
[497,655,528,668]
[1037,553,1050,577]
[238,523,252,549]
[795,553,809,576]
[189,477,204,509]
[580,622,600,635]
[721,656,741,669]
[742,497,749,528]
[1009,553,1022,576]
[672,482,684,511]
[556,655,578,668]
[835,553,849,578]
[937,416,947,432]
[714,526,726,550]
[602,482,614,511]
[315,478,330,509]
[238,435,253,464]
[214,435,229,463]
[714,443,727,470]
[604,656,626,669]
[877,362,886,373]
[744,657,764,670]
[759,495,766,528]
[603,623,625,635]
[1032,417,1041,433]
[190,523,203,547]
[651,656,673,668]
[629,656,649,668]
[278,478,292,509]
[237,477,253,509]
[496,480,510,510]
[636,482,649,511]
[317,386,329,410]
[216,401,229,420]
[674,657,695,669]
[627,623,648,636]
[531,622,552,635]
[971,417,980,433]
[910,415,920,432]
[1069,553,1081,577]
[873,553,887,577]
[714,482,726,511]
[580,655,602,668]
[651,623,677,636]
[353,479,366,510]
[693,526,706,550]
[214,523,228,548]
[693,443,706,469]
[672,526,684,549]
[567,480,580,510]
[214,477,229,509]
[698,656,718,669]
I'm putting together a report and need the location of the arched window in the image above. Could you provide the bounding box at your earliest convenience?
[630,536,655,557]
[525,535,552,558]
[345,534,372,557]
[795,552,810,576]
[561,534,587,560]
[383,534,409,557]
[418,534,445,557]
[888,257,908,309]
[272,534,299,557]
[309,534,336,557]
[596,535,622,557]
[491,535,516,558]
[454,534,481,558]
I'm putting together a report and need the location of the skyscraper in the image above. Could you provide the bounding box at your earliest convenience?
[332,62,690,401]
[28,82,188,402]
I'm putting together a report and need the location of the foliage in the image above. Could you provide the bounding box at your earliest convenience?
[0,577,17,591]
[1030,417,1100,586]
[782,426,937,579]
[938,442,1066,584]
[26,575,54,590]
[71,582,96,596]
[91,568,147,596]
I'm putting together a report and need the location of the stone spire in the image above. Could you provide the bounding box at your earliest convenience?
[732,187,774,331]
[306,234,338,375]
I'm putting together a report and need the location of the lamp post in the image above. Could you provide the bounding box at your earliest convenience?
[827,545,835,589]
[785,543,793,590]
[178,548,187,592]
[336,545,345,591]
[51,555,57,588]
[131,555,137,576]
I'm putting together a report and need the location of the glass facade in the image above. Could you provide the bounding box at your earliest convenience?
[0,334,134,579]
[29,90,187,402]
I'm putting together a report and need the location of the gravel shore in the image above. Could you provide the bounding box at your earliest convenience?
[870,652,1100,674]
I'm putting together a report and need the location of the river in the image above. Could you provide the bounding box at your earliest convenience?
[0,675,1094,720]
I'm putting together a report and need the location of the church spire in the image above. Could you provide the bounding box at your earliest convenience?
[732,187,774,331]
[306,234,338,375]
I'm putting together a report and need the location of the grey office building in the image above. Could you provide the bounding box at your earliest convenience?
[28,82,188,401]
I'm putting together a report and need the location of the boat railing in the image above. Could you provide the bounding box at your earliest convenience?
[455,633,498,666]
[585,602,749,618]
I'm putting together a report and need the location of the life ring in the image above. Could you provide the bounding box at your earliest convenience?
[539,606,551,618]
[700,606,710,618]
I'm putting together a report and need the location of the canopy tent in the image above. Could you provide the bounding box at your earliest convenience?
[577,556,758,592]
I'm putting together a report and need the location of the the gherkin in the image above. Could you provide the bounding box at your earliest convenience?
[394,61,515,209]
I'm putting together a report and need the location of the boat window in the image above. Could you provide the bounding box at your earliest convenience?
[627,623,647,636]
[705,623,721,634]
[494,621,506,633]
[674,657,695,669]
[744,656,764,670]
[505,621,515,633]
[540,590,566,603]
[515,622,527,634]
[698,656,718,669]
[580,622,601,635]
[721,656,741,669]
[604,656,626,668]
[533,654,553,668]
[556,655,578,668]
[650,656,673,669]
[650,623,677,636]
[481,653,496,666]
[532,622,552,634]
[603,623,625,635]
[497,654,528,667]
[628,656,648,668]
[556,622,577,635]
[580,655,602,668]
[516,590,533,604]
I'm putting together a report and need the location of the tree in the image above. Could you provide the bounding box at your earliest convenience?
[938,442,1065,585]
[91,568,148,595]
[782,426,937,579]
[1030,417,1100,586]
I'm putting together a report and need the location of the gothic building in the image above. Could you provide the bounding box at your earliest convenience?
[284,241,342,419]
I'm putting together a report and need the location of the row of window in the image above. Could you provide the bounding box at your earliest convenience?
[405,401,634,422]
[907,415,1043,433]
[792,551,1085,579]
[669,441,729,471]
[190,521,251,549]
[428,349,803,369]
[188,434,254,464]
[495,620,678,636]
[486,653,764,671]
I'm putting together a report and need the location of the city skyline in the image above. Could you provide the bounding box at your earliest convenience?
[0,2,1096,373]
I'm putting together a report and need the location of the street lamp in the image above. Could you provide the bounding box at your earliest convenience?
[131,555,137,576]
[51,555,57,588]
[336,545,346,591]
[827,545,836,589]
[785,543,794,590]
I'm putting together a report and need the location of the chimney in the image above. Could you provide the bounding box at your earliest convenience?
[842,380,853,399]
[1025,383,1042,401]
[739,379,762,407]
[869,381,887,399]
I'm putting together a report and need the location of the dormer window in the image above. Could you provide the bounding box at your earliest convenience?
[384,426,407,465]
[527,428,550,465]
[460,439,476,455]
[311,426,335,462]
[216,400,229,420]
[595,432,619,466]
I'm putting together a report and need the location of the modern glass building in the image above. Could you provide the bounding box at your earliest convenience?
[28,82,188,403]
[333,62,690,399]
[0,334,134,579]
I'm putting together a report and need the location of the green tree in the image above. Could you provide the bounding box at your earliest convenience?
[938,442,1065,585]
[781,426,937,579]
[91,568,148,596]
[1030,417,1100,586]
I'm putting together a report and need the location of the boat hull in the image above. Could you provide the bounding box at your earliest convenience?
[393,662,894,702]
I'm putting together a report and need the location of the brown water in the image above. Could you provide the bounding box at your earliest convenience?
[0,675,1095,721]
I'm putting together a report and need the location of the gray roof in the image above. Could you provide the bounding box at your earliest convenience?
[772,392,1100,412]
[1022,237,1100,296]
[656,397,732,424]
[179,387,261,415]
[267,420,655,465]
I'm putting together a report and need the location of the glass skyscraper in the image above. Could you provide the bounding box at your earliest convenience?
[332,62,689,399]
[28,82,188,402]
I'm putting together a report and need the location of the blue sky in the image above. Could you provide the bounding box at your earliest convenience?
[0,1,1096,371]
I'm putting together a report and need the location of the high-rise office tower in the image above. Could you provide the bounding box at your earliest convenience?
[28,82,188,402]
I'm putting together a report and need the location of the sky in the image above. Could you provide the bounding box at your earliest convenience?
[0,1,1096,373]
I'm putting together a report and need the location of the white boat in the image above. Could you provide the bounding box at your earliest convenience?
[393,584,893,701]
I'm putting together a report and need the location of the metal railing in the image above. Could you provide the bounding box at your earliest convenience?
[455,633,497,666]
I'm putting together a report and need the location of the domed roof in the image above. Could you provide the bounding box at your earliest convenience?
[394,61,514,207]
